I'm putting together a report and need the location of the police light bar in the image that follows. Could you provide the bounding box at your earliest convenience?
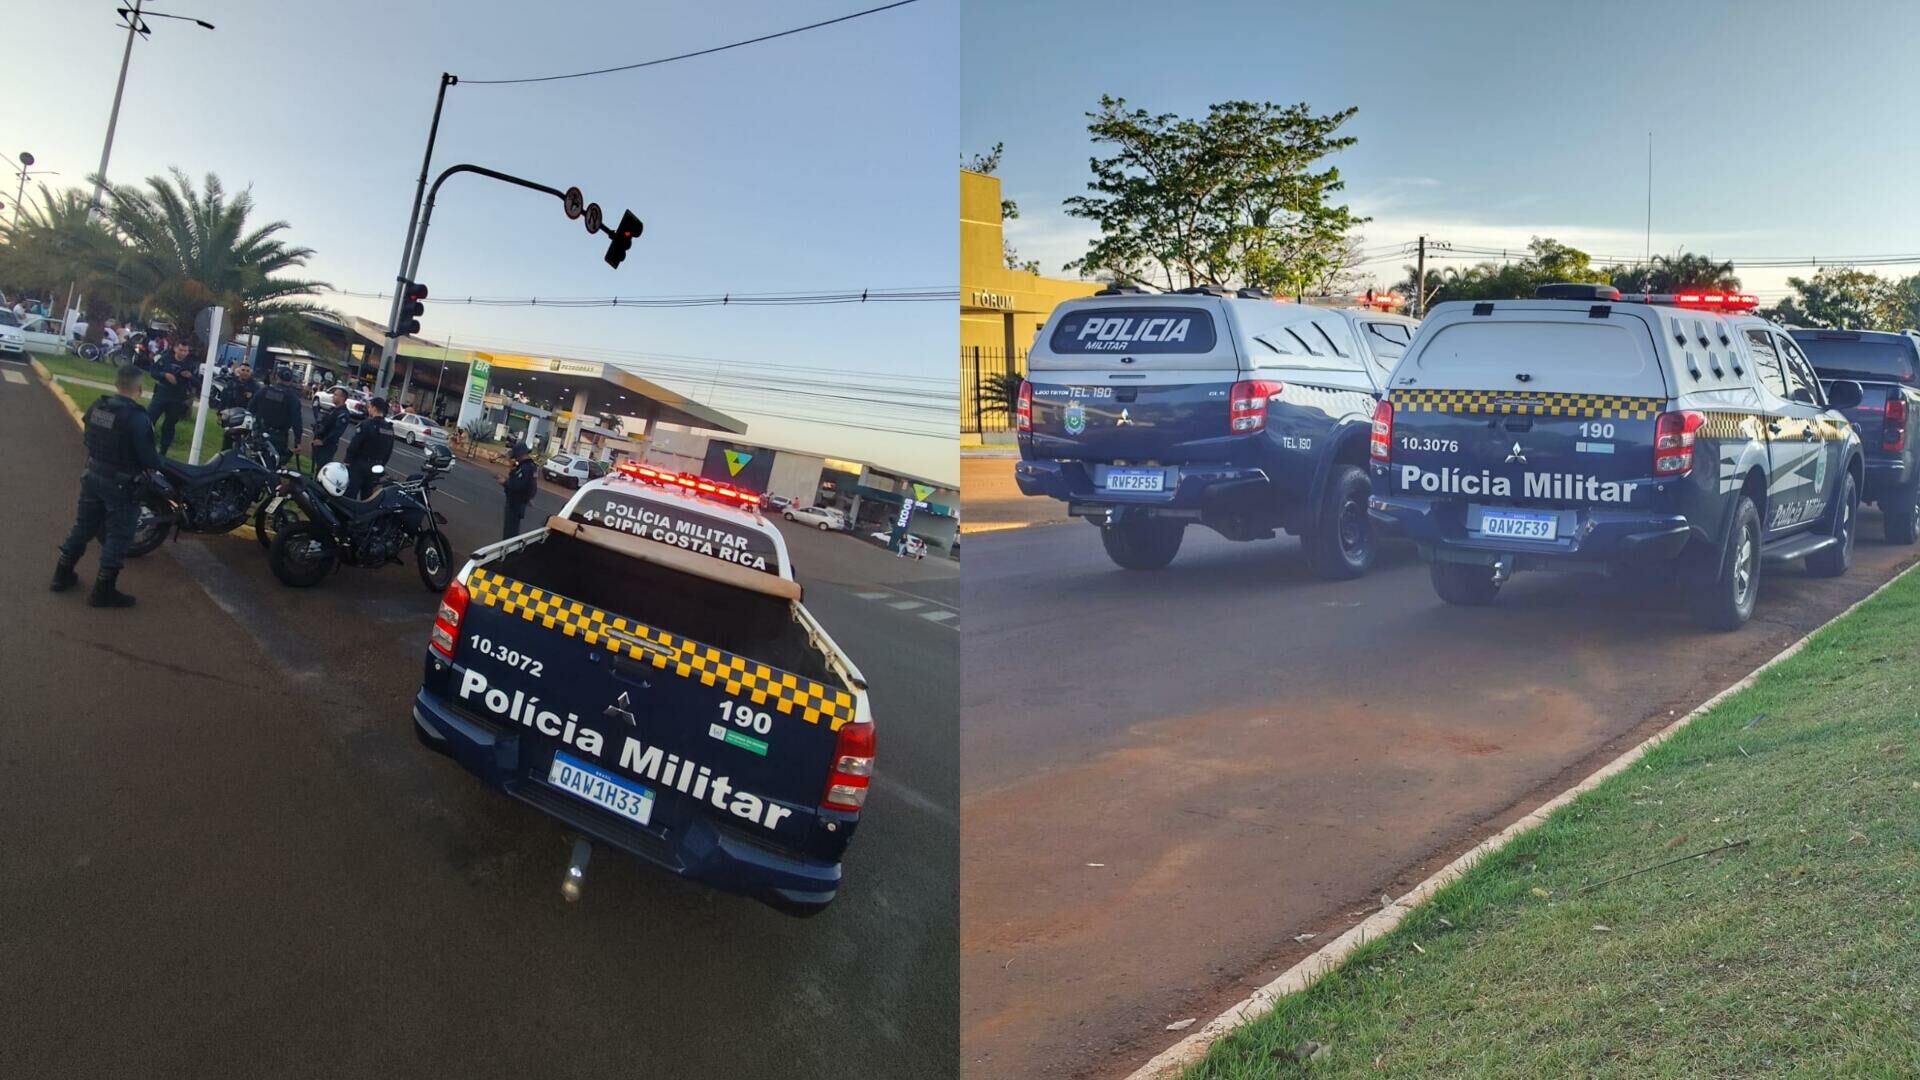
[615,462,762,510]
[1617,291,1759,313]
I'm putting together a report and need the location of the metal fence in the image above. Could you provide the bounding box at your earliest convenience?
[961,345,1025,434]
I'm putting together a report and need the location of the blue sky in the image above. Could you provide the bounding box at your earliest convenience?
[963,0,1920,309]
[5,0,957,483]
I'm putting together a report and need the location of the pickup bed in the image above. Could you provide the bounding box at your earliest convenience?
[412,471,874,913]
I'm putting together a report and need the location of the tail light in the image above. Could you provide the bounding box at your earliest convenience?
[821,719,875,812]
[1229,379,1285,434]
[429,579,469,659]
[1370,400,1394,462]
[1884,397,1907,452]
[1654,410,1706,476]
[1016,380,1032,433]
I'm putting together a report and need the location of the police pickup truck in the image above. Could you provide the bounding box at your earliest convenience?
[412,463,874,913]
[1015,285,1417,578]
[1370,284,1865,630]
[1790,328,1920,544]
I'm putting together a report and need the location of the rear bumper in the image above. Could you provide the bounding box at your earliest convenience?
[412,682,844,910]
[1015,458,1272,515]
[1863,458,1911,499]
[1370,493,1693,566]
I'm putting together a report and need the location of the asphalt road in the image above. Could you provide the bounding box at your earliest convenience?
[0,369,957,1079]
[960,509,1918,1079]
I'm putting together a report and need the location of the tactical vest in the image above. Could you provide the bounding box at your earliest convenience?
[84,396,144,474]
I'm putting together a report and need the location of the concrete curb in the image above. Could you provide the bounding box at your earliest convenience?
[32,358,261,544]
[1125,556,1920,1080]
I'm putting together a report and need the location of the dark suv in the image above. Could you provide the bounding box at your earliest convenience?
[1789,329,1920,543]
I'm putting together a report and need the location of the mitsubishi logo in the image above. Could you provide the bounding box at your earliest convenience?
[1116,408,1134,426]
[604,690,636,727]
[1505,441,1527,464]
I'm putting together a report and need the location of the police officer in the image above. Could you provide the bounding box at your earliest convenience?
[148,336,199,455]
[218,361,262,450]
[311,387,352,468]
[248,366,306,463]
[502,441,538,539]
[52,365,166,608]
[342,395,395,498]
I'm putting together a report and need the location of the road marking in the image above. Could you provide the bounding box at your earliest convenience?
[855,591,891,600]
[919,609,957,623]
[887,599,924,611]
[1,369,25,384]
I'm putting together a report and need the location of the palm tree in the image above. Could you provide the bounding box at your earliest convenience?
[1609,253,1741,294]
[0,184,132,342]
[94,168,333,353]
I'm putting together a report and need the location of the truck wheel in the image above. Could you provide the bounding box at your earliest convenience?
[1807,473,1858,578]
[125,499,171,559]
[1430,560,1501,606]
[1687,495,1761,630]
[1304,464,1375,580]
[1883,476,1920,545]
[1099,518,1184,571]
[269,523,337,587]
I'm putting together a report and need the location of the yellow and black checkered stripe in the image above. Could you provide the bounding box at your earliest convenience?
[1391,389,1663,420]
[465,568,856,731]
[1698,412,1762,440]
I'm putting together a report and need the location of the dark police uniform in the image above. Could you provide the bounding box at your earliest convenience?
[311,403,351,467]
[248,379,305,462]
[55,392,166,604]
[343,415,396,498]
[147,352,196,455]
[218,374,260,450]
[503,455,538,539]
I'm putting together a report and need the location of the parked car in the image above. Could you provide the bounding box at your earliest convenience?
[0,312,25,357]
[784,505,847,531]
[312,385,368,416]
[542,452,594,488]
[1790,328,1920,544]
[13,313,85,352]
[391,412,451,448]
[764,493,795,511]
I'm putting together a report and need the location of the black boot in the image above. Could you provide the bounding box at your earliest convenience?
[50,555,80,592]
[88,569,136,608]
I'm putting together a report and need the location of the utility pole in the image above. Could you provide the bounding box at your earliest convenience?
[1414,235,1427,317]
[376,72,458,399]
[93,0,142,212]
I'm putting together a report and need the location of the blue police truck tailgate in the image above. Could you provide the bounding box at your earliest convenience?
[1384,314,1670,520]
[419,516,866,883]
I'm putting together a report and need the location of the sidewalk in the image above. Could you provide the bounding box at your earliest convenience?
[961,452,1068,534]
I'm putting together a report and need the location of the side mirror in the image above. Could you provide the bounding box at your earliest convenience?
[1825,379,1863,412]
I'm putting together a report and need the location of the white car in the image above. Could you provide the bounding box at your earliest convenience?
[542,452,594,488]
[12,313,85,352]
[313,385,368,416]
[783,505,847,531]
[391,412,450,447]
[869,530,927,557]
[0,312,24,357]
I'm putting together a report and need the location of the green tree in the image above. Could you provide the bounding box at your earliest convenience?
[1608,252,1741,294]
[976,370,1024,420]
[967,143,1040,274]
[1063,96,1367,296]
[1762,267,1900,330]
[1393,237,1609,308]
[95,168,332,353]
[0,184,134,343]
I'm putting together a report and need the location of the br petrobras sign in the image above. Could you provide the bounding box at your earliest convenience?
[456,356,492,430]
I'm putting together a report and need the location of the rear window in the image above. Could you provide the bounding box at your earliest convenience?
[1403,319,1665,397]
[570,489,781,575]
[1791,332,1918,384]
[1048,306,1217,354]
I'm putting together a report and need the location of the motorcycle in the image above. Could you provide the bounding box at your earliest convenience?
[126,409,284,558]
[267,448,455,592]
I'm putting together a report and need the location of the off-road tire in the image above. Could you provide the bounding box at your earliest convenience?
[1430,559,1502,606]
[125,499,170,559]
[1883,475,1920,545]
[416,531,453,593]
[1304,464,1375,580]
[1807,472,1858,578]
[1099,518,1184,571]
[269,523,337,587]
[1687,495,1761,630]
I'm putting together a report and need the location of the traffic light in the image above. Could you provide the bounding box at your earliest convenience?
[397,281,428,336]
[605,210,643,269]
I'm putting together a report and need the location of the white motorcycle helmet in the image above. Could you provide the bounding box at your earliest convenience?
[319,461,352,496]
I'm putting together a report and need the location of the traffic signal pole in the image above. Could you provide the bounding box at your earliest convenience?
[376,72,457,399]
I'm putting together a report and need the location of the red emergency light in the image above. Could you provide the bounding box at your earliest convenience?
[615,462,762,510]
[1618,291,1759,313]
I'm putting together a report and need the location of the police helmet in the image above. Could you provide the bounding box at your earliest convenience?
[218,407,254,431]
[319,461,352,497]
[424,444,453,471]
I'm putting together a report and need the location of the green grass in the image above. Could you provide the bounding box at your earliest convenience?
[41,357,223,465]
[1189,572,1920,1079]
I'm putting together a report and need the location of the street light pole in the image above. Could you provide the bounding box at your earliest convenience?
[375,72,457,398]
[92,0,143,213]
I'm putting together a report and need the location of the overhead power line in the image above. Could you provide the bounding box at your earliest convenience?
[335,286,957,309]
[463,0,923,86]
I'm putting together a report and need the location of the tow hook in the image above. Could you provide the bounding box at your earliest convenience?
[561,836,593,902]
[1490,554,1515,585]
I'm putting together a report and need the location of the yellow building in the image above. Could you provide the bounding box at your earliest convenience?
[960,168,1100,436]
